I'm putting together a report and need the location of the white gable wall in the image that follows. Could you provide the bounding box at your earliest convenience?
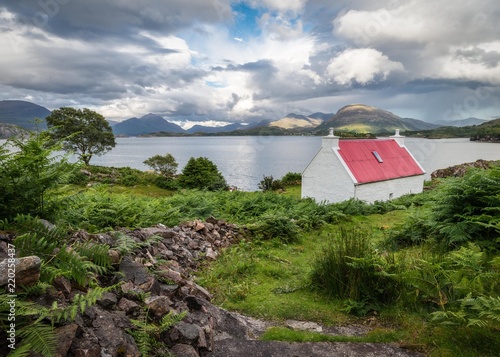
[302,147,355,203]
[354,174,425,203]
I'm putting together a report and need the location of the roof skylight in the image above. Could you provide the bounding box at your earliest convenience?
[372,151,383,163]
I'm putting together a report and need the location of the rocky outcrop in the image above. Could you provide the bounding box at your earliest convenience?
[0,218,249,356]
[0,217,422,357]
[431,159,499,179]
[0,255,41,287]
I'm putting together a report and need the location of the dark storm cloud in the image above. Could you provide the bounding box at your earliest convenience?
[455,48,500,69]
[3,0,232,38]
[1,0,499,122]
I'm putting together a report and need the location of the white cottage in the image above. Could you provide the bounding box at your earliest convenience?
[301,129,425,203]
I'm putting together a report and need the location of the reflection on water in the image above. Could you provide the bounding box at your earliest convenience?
[2,136,500,191]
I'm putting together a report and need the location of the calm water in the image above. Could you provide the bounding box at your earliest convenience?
[2,136,500,191]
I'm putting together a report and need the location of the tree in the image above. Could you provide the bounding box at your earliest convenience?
[143,153,178,178]
[258,175,283,192]
[45,107,116,165]
[178,157,227,191]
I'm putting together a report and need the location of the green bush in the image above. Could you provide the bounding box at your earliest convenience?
[154,176,179,190]
[248,214,299,243]
[258,175,284,192]
[280,172,302,186]
[401,243,500,314]
[431,166,500,250]
[178,157,227,191]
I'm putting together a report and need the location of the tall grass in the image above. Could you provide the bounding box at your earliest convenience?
[309,227,396,307]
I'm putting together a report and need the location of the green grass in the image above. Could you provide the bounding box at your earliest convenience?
[197,207,500,356]
[281,184,301,198]
[93,184,176,197]
[261,326,404,343]
[197,233,350,324]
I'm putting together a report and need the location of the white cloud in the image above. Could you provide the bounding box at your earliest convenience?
[249,0,306,13]
[333,0,499,47]
[326,48,404,86]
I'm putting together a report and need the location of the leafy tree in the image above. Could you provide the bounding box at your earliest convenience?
[45,107,116,165]
[143,153,178,178]
[178,157,227,191]
[0,133,75,220]
[258,175,283,192]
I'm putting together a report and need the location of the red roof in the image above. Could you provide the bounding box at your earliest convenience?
[337,139,424,184]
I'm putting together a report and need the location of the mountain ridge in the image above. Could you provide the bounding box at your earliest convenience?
[1,100,493,137]
[315,104,439,134]
[0,100,50,130]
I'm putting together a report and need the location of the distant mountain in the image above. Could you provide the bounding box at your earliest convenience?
[308,112,334,121]
[0,123,29,139]
[0,100,50,130]
[269,113,323,129]
[112,113,184,136]
[405,117,500,141]
[187,122,248,134]
[107,120,119,127]
[435,117,487,127]
[317,104,439,134]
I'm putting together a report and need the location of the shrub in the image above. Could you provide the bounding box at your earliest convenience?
[431,166,500,250]
[248,214,299,243]
[258,175,284,192]
[310,227,396,308]
[280,172,302,186]
[178,157,227,191]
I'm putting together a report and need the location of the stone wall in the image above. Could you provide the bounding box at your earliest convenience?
[0,218,263,357]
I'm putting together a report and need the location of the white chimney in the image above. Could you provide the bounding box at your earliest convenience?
[390,129,405,146]
[322,127,339,149]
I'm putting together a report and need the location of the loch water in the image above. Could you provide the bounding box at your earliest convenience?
[2,136,500,191]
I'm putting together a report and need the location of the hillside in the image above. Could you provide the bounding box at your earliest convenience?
[268,113,323,129]
[187,122,247,134]
[0,123,29,139]
[112,113,184,136]
[406,117,500,141]
[316,104,439,134]
[0,100,50,130]
[435,117,487,127]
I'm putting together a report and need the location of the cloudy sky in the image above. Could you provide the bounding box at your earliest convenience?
[1,0,499,125]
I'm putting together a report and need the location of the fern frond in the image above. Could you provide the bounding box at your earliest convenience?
[17,320,57,357]
[113,232,141,254]
[6,342,32,357]
[19,281,53,297]
[74,241,112,268]
[129,312,154,356]
[50,283,122,323]
[159,310,187,332]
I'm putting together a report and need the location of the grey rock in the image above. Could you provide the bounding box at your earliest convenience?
[172,321,203,342]
[55,323,79,357]
[53,276,72,296]
[119,256,151,285]
[0,256,41,287]
[170,343,199,357]
[205,340,424,357]
[91,307,140,357]
[145,295,173,318]
[117,297,141,317]
[97,292,118,309]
